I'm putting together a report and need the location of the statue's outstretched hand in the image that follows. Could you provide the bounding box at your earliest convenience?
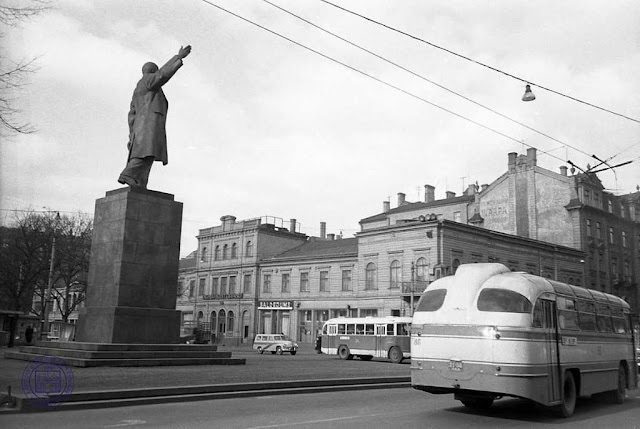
[178,45,192,59]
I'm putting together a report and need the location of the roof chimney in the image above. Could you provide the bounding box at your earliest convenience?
[424,185,435,203]
[560,166,568,176]
[320,222,326,239]
[527,148,537,165]
[290,218,297,233]
[397,192,406,206]
[466,184,476,195]
[383,201,390,213]
[481,184,490,192]
[446,191,456,199]
[220,215,236,231]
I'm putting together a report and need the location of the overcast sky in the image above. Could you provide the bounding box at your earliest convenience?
[2,0,639,257]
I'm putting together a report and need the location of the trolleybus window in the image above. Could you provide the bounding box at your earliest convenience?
[477,288,532,313]
[416,289,446,312]
[596,304,612,332]
[577,300,597,331]
[557,296,579,330]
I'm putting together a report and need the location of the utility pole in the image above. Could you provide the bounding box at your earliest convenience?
[42,212,60,340]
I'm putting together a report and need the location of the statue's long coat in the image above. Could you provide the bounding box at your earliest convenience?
[127,55,184,165]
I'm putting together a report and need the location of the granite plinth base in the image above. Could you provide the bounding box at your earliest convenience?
[76,306,180,344]
[4,341,246,367]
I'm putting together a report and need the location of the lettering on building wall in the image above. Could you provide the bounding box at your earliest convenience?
[203,293,244,300]
[258,300,293,310]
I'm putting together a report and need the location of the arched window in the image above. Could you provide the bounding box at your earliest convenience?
[245,241,253,257]
[218,309,226,336]
[228,311,235,335]
[365,263,377,290]
[214,245,220,261]
[390,260,401,288]
[231,243,237,259]
[222,244,228,260]
[210,311,217,340]
[452,258,461,274]
[415,257,428,281]
[197,311,204,325]
[200,247,207,262]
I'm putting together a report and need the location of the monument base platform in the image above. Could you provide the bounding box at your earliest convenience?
[4,341,246,367]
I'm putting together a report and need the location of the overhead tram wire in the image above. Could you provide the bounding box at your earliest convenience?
[263,0,592,160]
[319,0,640,125]
[198,0,567,165]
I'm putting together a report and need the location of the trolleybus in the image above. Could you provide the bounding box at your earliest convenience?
[321,316,411,363]
[411,263,637,417]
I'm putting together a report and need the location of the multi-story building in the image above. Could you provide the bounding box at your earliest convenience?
[176,215,307,345]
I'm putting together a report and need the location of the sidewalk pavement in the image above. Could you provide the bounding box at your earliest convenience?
[0,342,411,413]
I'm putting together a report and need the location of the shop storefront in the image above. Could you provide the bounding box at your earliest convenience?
[258,300,293,337]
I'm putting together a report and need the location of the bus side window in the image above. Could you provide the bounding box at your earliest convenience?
[557,296,579,330]
[398,323,409,336]
[365,324,375,335]
[338,324,346,335]
[577,300,596,331]
[532,299,543,327]
[376,325,385,335]
[356,324,364,335]
[611,307,627,334]
[596,304,612,333]
[386,324,394,336]
[346,324,355,335]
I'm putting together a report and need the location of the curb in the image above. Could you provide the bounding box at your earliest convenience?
[0,376,411,414]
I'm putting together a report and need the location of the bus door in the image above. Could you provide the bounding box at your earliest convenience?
[325,324,336,352]
[542,299,561,403]
[375,324,386,358]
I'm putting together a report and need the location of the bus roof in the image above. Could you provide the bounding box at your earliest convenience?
[323,316,413,325]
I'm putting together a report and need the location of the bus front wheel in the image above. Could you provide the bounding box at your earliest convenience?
[389,346,403,364]
[557,371,576,418]
[338,345,352,360]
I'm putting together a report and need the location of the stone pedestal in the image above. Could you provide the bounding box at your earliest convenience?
[76,187,183,344]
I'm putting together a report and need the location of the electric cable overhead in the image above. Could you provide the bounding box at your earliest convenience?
[198,0,568,165]
[319,0,640,125]
[262,0,594,161]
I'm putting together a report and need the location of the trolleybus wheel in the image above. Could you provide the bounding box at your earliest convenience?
[389,346,403,364]
[338,345,352,360]
[257,347,263,354]
[276,346,283,355]
[557,371,576,418]
[609,365,627,404]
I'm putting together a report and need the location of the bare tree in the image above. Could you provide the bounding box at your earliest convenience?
[0,0,52,137]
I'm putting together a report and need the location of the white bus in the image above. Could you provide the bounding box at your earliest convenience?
[411,263,638,417]
[321,317,412,363]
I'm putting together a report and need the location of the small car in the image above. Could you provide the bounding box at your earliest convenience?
[252,334,298,355]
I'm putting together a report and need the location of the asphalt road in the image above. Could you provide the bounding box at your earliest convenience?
[2,387,640,429]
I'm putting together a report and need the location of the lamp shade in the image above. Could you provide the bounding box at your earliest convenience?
[522,84,536,102]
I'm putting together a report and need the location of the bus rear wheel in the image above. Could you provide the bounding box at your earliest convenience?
[609,365,627,404]
[557,371,576,418]
[338,345,352,360]
[389,346,403,364]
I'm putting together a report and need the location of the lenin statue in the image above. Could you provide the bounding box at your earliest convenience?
[118,45,192,189]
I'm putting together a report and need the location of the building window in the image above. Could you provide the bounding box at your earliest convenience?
[243,274,252,293]
[596,222,601,239]
[231,243,237,259]
[198,278,206,296]
[300,272,309,292]
[200,247,208,262]
[608,200,612,213]
[246,241,253,257]
[220,277,227,295]
[584,189,590,201]
[229,276,237,294]
[177,280,183,295]
[212,278,219,295]
[223,244,228,260]
[341,270,352,291]
[319,271,329,292]
[189,280,195,298]
[360,309,378,318]
[609,227,614,244]
[622,231,627,248]
[586,219,592,237]
[365,263,377,290]
[452,258,461,274]
[263,274,271,293]
[390,260,401,289]
[228,311,235,334]
[281,273,290,293]
[416,258,428,281]
[453,211,461,223]
[214,245,220,261]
